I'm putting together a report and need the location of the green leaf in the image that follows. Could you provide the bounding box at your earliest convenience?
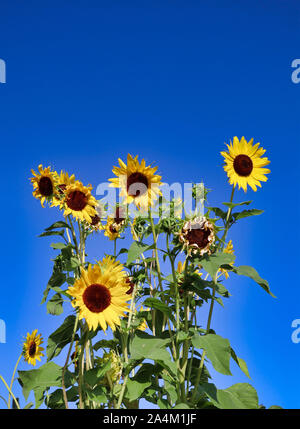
[130,331,176,376]
[45,221,70,231]
[127,241,155,264]
[86,385,107,404]
[41,272,66,304]
[51,242,67,250]
[222,200,252,209]
[174,403,191,409]
[46,293,64,316]
[38,230,65,238]
[200,253,236,279]
[201,382,259,409]
[231,348,250,379]
[47,315,78,361]
[46,387,78,409]
[84,362,111,389]
[143,298,174,322]
[231,265,275,297]
[192,334,232,375]
[18,362,72,408]
[232,209,264,221]
[126,378,151,402]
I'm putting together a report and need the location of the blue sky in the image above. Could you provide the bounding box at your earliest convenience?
[0,0,299,409]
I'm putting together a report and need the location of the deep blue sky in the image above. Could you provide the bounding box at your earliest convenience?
[0,0,299,409]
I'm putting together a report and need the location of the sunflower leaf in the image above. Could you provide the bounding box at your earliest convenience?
[232,209,264,221]
[230,265,275,297]
[45,221,71,231]
[199,253,236,279]
[191,333,232,375]
[46,293,64,316]
[127,241,155,264]
[38,230,65,238]
[199,382,259,409]
[18,362,72,408]
[222,200,252,209]
[47,315,78,361]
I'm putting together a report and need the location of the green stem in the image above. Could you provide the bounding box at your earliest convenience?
[7,353,22,409]
[192,186,235,402]
[116,282,139,409]
[62,313,79,409]
[0,375,20,409]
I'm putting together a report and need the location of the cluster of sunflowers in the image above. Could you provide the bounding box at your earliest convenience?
[1,137,273,410]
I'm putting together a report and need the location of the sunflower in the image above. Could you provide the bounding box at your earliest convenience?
[52,170,76,207]
[61,180,97,223]
[30,165,58,207]
[104,206,126,240]
[218,240,234,279]
[179,216,215,256]
[23,329,44,366]
[109,154,162,210]
[67,256,129,331]
[221,137,270,192]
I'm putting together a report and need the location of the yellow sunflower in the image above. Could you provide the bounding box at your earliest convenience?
[109,154,162,210]
[30,165,58,207]
[61,180,97,223]
[221,137,270,192]
[23,329,44,366]
[104,206,126,240]
[52,170,76,207]
[67,256,130,332]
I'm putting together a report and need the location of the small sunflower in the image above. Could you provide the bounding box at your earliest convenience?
[61,180,97,223]
[30,165,58,207]
[108,154,162,210]
[179,216,215,256]
[219,240,235,279]
[23,329,44,366]
[104,207,126,240]
[221,136,270,192]
[52,170,76,207]
[67,256,129,332]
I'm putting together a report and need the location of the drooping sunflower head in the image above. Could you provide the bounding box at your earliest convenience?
[67,256,130,332]
[61,180,97,223]
[179,216,215,256]
[221,137,270,192]
[30,165,58,207]
[23,329,44,366]
[52,170,76,207]
[108,154,162,210]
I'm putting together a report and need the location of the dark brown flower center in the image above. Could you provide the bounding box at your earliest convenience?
[233,154,253,177]
[109,225,118,234]
[58,184,67,195]
[91,215,100,226]
[125,278,134,295]
[66,190,88,211]
[127,173,148,197]
[82,283,111,313]
[186,227,210,249]
[38,176,53,197]
[29,341,37,357]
